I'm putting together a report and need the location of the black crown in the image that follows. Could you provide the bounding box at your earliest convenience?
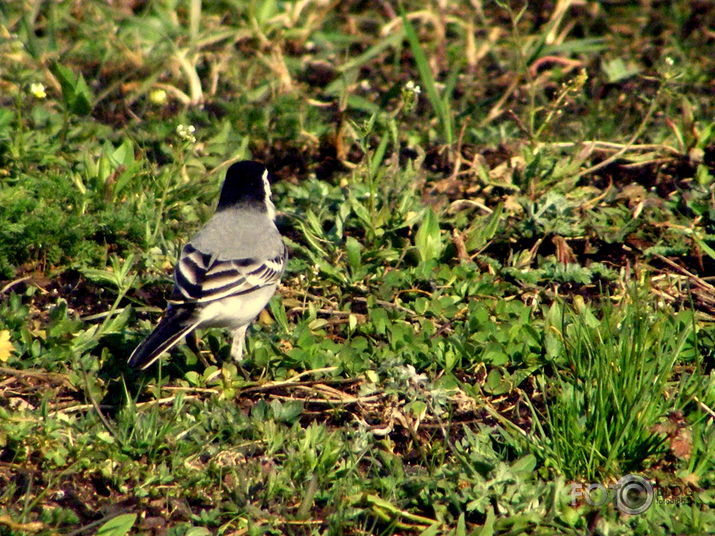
[217,160,268,210]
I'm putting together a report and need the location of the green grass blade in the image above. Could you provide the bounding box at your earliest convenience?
[400,8,453,145]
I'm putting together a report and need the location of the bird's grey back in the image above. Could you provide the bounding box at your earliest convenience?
[189,207,283,260]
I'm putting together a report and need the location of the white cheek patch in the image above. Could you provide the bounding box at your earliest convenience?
[262,168,271,198]
[262,168,277,221]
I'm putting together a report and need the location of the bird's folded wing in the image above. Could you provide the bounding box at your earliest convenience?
[171,243,286,304]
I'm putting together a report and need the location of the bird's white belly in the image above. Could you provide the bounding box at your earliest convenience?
[195,285,277,329]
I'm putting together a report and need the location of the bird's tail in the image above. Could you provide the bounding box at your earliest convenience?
[127,307,199,370]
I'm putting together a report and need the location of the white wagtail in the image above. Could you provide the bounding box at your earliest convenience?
[128,160,286,370]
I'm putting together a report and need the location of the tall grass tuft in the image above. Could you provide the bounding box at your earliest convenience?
[532,297,701,480]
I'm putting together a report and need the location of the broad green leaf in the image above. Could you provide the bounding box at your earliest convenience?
[253,0,277,24]
[415,209,443,264]
[73,71,93,114]
[101,307,132,336]
[0,109,14,132]
[112,138,135,168]
[345,236,362,274]
[602,57,640,83]
[269,297,289,332]
[96,513,136,536]
[53,63,78,105]
[475,506,495,536]
[511,454,537,474]
[52,63,93,115]
[455,513,466,536]
[419,523,441,536]
[185,529,211,536]
[465,204,503,251]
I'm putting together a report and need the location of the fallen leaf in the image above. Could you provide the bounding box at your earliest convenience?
[489,156,525,183]
[653,411,692,460]
[681,473,700,487]
[503,194,523,214]
[670,428,692,460]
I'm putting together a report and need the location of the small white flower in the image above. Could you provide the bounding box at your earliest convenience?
[30,83,46,99]
[176,123,197,143]
[405,80,422,95]
[665,56,674,66]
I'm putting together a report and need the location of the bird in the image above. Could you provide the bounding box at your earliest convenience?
[128,160,286,370]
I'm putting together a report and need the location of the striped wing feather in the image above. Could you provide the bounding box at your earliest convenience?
[172,244,285,304]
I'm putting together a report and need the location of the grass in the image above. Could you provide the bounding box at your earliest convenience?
[1,1,714,535]
[531,296,703,480]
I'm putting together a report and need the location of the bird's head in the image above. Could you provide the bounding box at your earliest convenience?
[217,160,273,214]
